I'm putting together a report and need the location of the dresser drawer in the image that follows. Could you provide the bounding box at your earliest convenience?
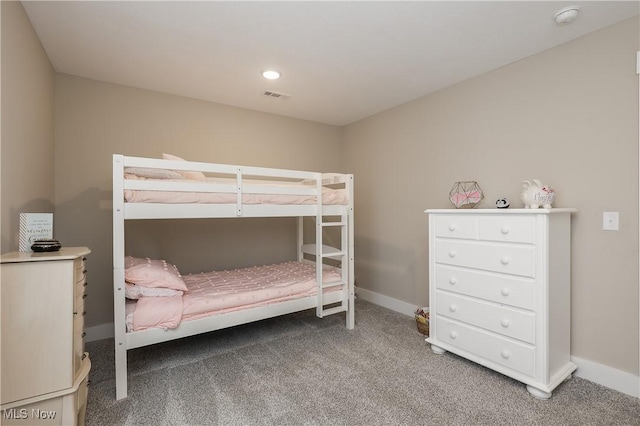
[73,312,86,377]
[435,291,535,344]
[479,215,536,244]
[434,215,477,240]
[74,291,86,312]
[435,240,535,278]
[75,279,87,298]
[435,317,535,377]
[74,260,87,285]
[434,265,535,310]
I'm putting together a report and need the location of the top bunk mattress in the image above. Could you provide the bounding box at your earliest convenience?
[123,174,349,205]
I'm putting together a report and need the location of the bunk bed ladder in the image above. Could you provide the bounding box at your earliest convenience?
[307,173,353,329]
[322,218,349,317]
[314,213,349,318]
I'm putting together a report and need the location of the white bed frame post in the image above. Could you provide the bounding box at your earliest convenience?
[296,217,304,262]
[112,154,128,400]
[315,176,324,318]
[346,174,355,330]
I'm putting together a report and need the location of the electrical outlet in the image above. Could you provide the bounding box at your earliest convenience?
[603,212,619,231]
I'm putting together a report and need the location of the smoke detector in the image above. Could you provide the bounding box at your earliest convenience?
[553,6,580,26]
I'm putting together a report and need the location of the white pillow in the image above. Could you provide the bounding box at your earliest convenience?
[124,167,183,180]
[162,153,206,181]
[125,282,184,299]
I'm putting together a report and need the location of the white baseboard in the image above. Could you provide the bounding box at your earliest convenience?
[571,356,639,398]
[355,286,417,317]
[85,322,114,343]
[355,287,640,399]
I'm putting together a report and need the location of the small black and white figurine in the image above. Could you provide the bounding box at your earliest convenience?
[496,198,510,209]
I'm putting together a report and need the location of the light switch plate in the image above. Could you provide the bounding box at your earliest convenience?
[603,212,619,231]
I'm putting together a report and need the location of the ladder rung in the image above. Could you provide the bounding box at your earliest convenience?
[321,222,345,227]
[322,280,345,289]
[320,251,345,258]
[322,306,347,316]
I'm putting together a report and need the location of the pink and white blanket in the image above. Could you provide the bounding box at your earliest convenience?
[126,261,342,332]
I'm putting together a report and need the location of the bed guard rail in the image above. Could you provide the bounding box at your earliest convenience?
[114,154,351,217]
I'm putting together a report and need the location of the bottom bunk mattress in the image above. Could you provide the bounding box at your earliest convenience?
[125,261,343,332]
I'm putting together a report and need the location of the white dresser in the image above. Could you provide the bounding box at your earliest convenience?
[1,247,91,425]
[425,209,576,399]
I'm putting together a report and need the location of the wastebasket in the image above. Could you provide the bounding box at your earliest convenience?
[414,307,429,336]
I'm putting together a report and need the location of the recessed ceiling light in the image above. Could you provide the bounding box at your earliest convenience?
[553,6,580,26]
[262,70,281,80]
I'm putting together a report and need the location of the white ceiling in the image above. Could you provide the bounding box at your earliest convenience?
[22,1,639,126]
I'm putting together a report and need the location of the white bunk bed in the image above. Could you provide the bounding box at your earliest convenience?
[112,154,354,400]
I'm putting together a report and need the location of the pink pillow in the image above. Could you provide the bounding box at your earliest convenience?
[124,256,188,292]
[162,153,206,181]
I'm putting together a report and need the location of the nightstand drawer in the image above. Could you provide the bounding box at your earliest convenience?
[74,263,87,285]
[435,240,535,278]
[73,312,86,377]
[74,264,87,284]
[479,215,536,244]
[434,215,477,240]
[435,291,535,344]
[435,317,535,377]
[74,292,85,312]
[434,265,535,310]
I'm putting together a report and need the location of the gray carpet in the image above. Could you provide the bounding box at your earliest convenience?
[85,300,639,425]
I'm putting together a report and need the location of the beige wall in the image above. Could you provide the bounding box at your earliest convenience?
[1,1,55,253]
[2,0,638,378]
[53,74,343,328]
[343,18,639,375]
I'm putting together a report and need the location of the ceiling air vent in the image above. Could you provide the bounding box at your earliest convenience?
[262,90,290,100]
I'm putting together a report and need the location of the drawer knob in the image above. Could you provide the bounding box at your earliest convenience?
[500,256,510,265]
[449,331,457,339]
[500,226,510,235]
[449,304,457,312]
[501,288,510,296]
[448,277,457,285]
[448,224,457,232]
[501,350,511,359]
[448,250,457,258]
[500,319,510,328]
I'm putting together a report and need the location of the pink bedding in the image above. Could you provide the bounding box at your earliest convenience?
[127,261,342,332]
[123,175,348,205]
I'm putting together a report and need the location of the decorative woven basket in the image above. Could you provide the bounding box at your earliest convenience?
[414,307,429,336]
